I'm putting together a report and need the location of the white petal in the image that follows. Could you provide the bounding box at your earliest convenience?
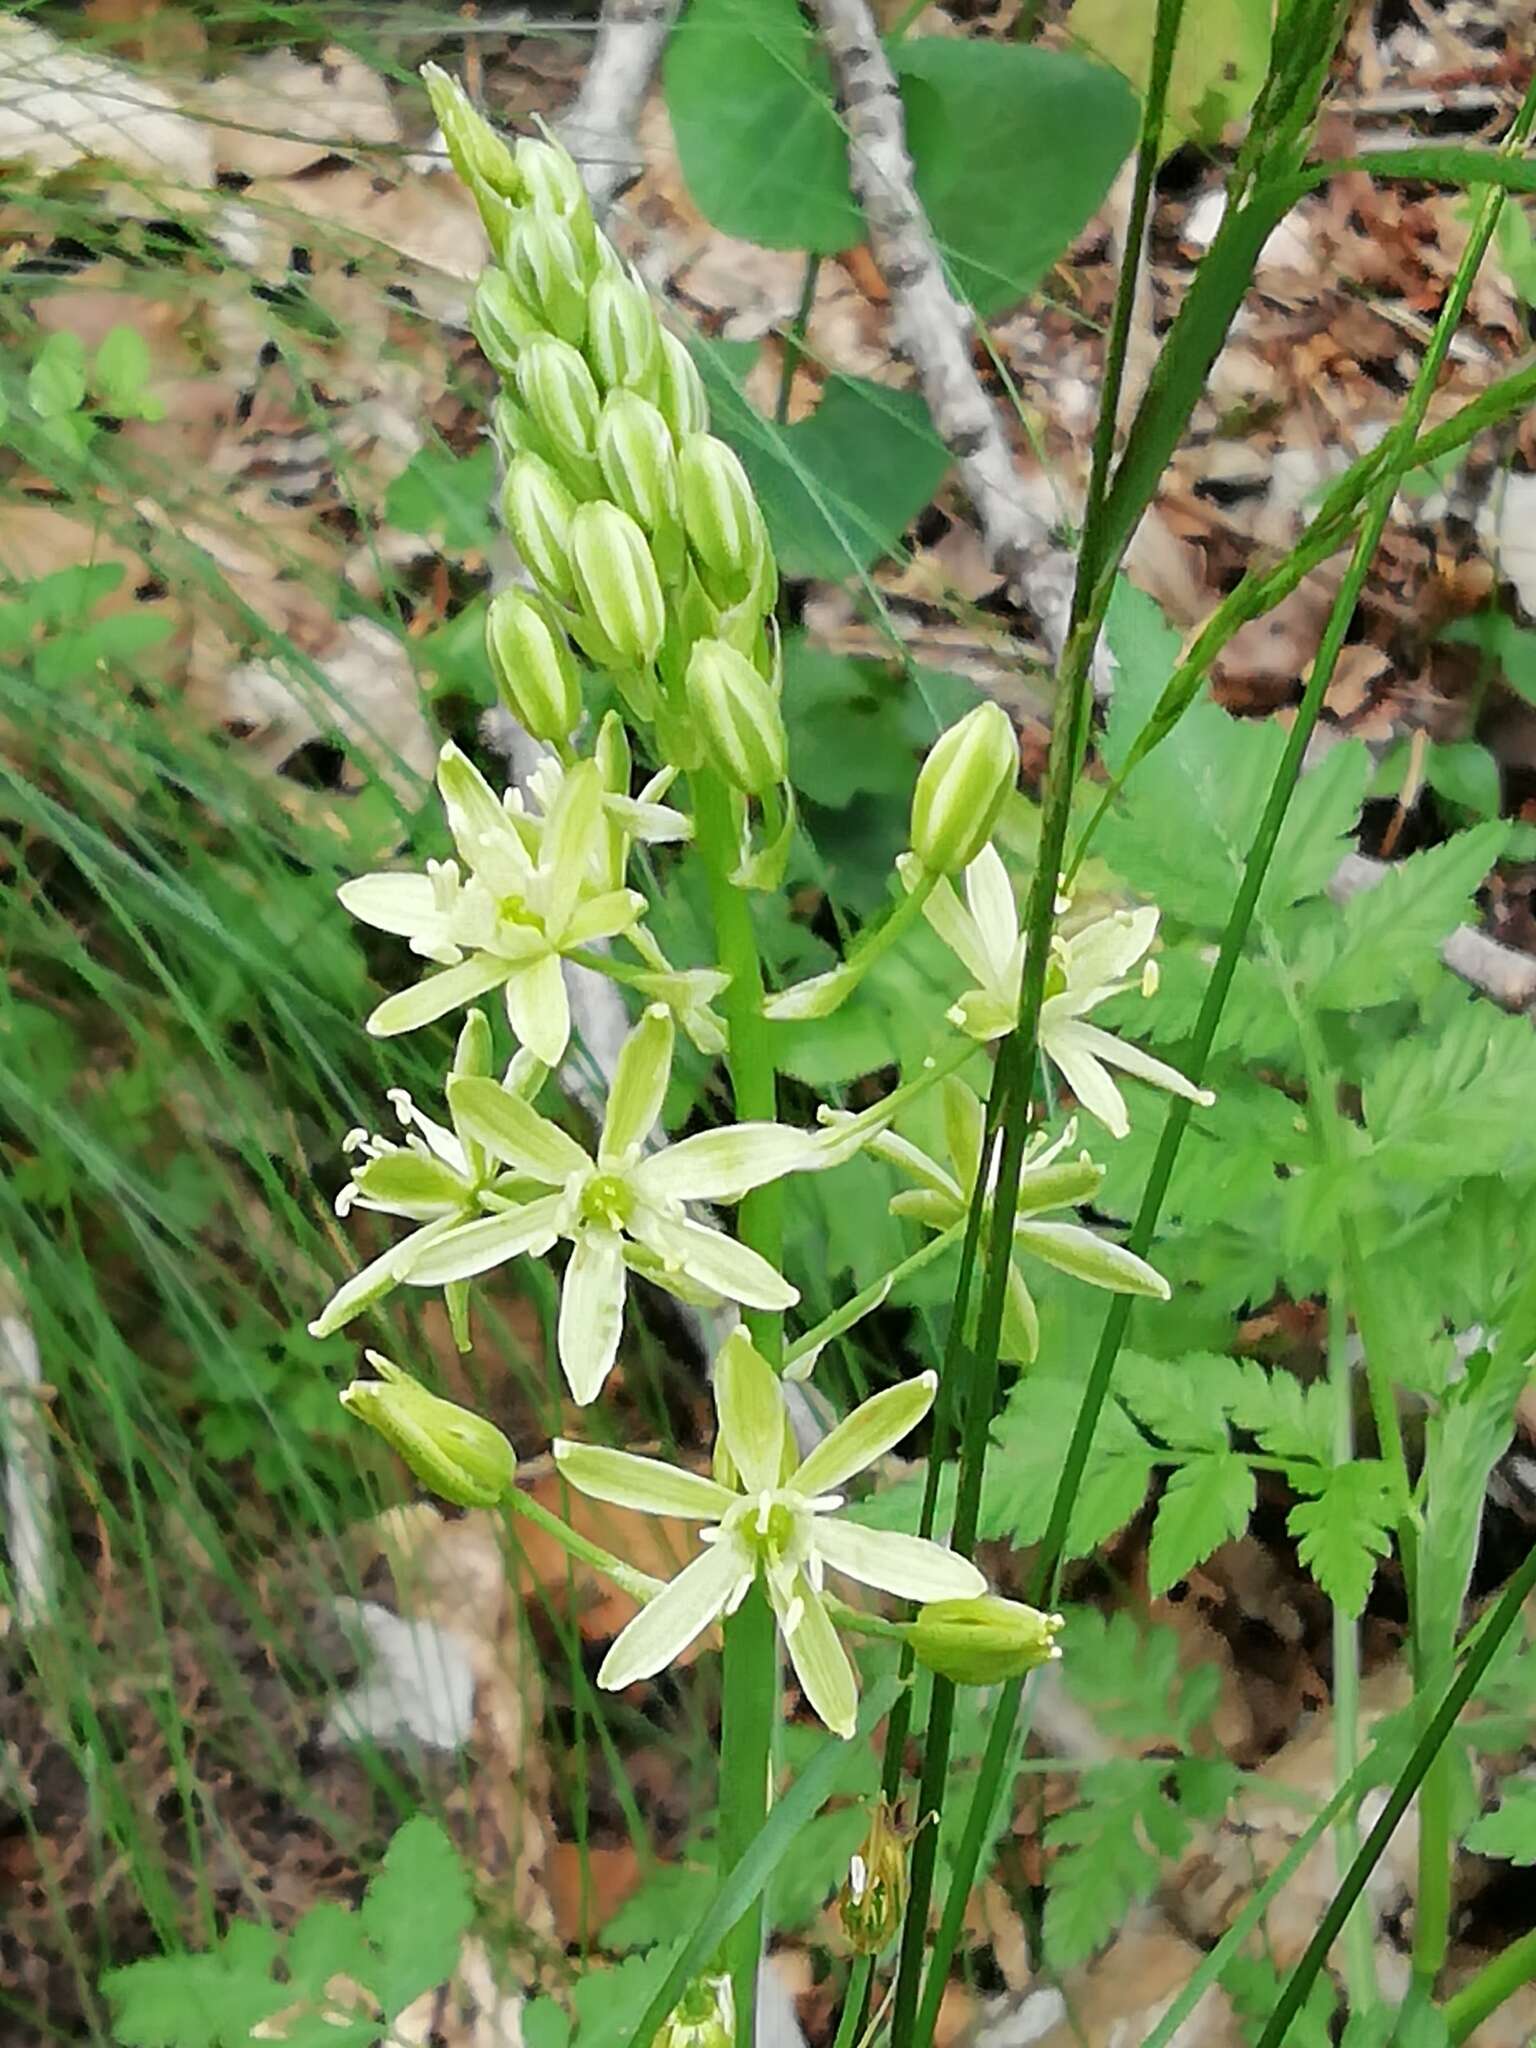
[1043,1021,1130,1139]
[1059,1020,1214,1108]
[600,1005,674,1162]
[403,1193,566,1285]
[558,1226,628,1405]
[307,1221,450,1338]
[597,1541,749,1689]
[367,956,508,1038]
[1062,907,1158,994]
[773,1575,856,1738]
[339,871,442,940]
[1014,1220,1171,1299]
[540,756,604,942]
[630,1211,798,1311]
[713,1327,786,1494]
[813,1518,985,1602]
[553,1439,737,1520]
[916,872,996,989]
[504,951,570,1068]
[634,1123,818,1204]
[962,844,1020,986]
[447,1075,589,1182]
[562,888,646,947]
[438,743,531,897]
[793,1372,937,1500]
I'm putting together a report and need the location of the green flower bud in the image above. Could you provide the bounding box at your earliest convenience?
[586,273,662,397]
[341,1353,516,1509]
[686,637,786,795]
[486,587,583,743]
[421,64,521,199]
[514,134,594,250]
[504,211,589,349]
[516,335,601,466]
[454,1007,494,1079]
[908,1596,1064,1686]
[597,391,680,541]
[836,1801,909,1956]
[909,700,1017,876]
[656,326,710,440]
[678,433,770,608]
[470,268,539,380]
[652,1972,734,2048]
[501,453,579,604]
[569,501,665,668]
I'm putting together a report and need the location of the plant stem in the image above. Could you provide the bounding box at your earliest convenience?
[777,256,821,424]
[691,767,783,2048]
[1443,1929,1536,2043]
[502,1486,664,1604]
[1255,1539,1536,2048]
[783,1221,966,1373]
[831,1957,874,2048]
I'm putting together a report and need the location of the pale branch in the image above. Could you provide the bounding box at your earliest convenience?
[0,1283,53,1630]
[557,0,678,216]
[1329,852,1536,1014]
[806,0,1076,652]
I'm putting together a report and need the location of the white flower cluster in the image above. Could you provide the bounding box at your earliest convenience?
[319,76,1212,1741]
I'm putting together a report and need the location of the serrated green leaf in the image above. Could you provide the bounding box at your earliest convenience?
[1310,822,1507,1010]
[1147,1452,1255,1593]
[1362,995,1536,1184]
[1113,1350,1244,1450]
[1058,1608,1218,1747]
[360,1815,471,2018]
[1425,739,1501,817]
[1043,1759,1191,1966]
[102,1924,287,2048]
[1288,1464,1394,1616]
[1226,1359,1331,1465]
[984,1373,1154,1559]
[1442,608,1536,708]
[602,1863,713,1953]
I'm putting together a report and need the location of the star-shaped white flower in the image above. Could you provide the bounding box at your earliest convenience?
[554,1329,985,1736]
[900,845,1214,1139]
[340,741,686,1067]
[406,1006,820,1404]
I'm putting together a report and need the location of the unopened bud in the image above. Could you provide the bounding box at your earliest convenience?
[454,1007,494,1079]
[501,453,579,604]
[469,268,539,380]
[340,1353,516,1508]
[587,273,662,398]
[656,327,710,441]
[569,501,665,668]
[909,701,1017,875]
[652,1972,734,2048]
[678,433,769,607]
[421,64,521,199]
[516,335,601,465]
[486,587,582,743]
[504,211,589,348]
[597,391,681,542]
[837,1801,909,1955]
[909,1596,1064,1685]
[514,134,594,246]
[686,638,786,795]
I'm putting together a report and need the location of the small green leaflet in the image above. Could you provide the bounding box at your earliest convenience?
[1042,1758,1192,1966]
[1147,1452,1255,1595]
[1309,821,1507,1010]
[1288,1464,1395,1617]
[102,1923,289,2048]
[384,442,498,554]
[1464,1779,1536,1864]
[1059,1608,1220,1748]
[28,330,88,418]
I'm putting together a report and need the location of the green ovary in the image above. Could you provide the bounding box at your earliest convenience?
[578,1171,634,1229]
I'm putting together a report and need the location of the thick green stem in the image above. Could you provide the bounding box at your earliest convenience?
[692,767,783,2048]
[1326,1275,1377,2014]
[1443,1929,1536,2043]
[502,1486,664,1604]
[783,1221,966,1374]
[830,1956,874,2048]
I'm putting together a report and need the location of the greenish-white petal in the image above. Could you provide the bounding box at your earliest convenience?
[793,1371,937,1500]
[504,950,571,1068]
[941,1079,986,1194]
[561,888,646,948]
[761,963,860,1022]
[553,1439,738,1519]
[962,844,1020,984]
[775,1574,856,1739]
[404,1192,567,1285]
[541,756,604,941]
[1041,1021,1130,1139]
[813,1519,985,1602]
[1062,906,1158,993]
[437,743,531,898]
[367,956,509,1038]
[448,1074,589,1182]
[600,1004,673,1162]
[914,869,995,990]
[634,1122,817,1205]
[349,1152,466,1221]
[558,1225,628,1405]
[1014,1219,1171,1299]
[630,1211,798,1312]
[713,1327,785,1495]
[597,1540,750,1689]
[338,871,440,938]
[1001,1260,1039,1363]
[1057,1020,1214,1108]
[307,1229,436,1339]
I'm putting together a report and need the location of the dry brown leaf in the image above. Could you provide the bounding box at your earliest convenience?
[189,44,398,180]
[243,166,487,322]
[0,17,212,183]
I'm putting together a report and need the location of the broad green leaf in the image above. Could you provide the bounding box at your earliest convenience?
[1424,738,1500,817]
[663,0,860,252]
[603,1863,714,1952]
[1147,1452,1255,1593]
[1071,0,1271,152]
[28,330,87,418]
[1310,821,1506,1010]
[102,1923,287,2048]
[1464,1779,1536,1863]
[1288,1464,1394,1616]
[697,343,950,578]
[1442,608,1536,708]
[894,41,1138,314]
[385,441,499,552]
[94,324,161,418]
[361,1813,472,2018]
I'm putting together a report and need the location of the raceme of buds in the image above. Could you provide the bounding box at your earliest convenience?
[516,335,601,467]
[837,1801,909,1955]
[909,699,1018,876]
[686,637,786,795]
[502,453,579,605]
[504,210,590,349]
[587,273,663,399]
[569,501,666,668]
[652,1972,735,2048]
[678,432,771,608]
[657,328,710,441]
[421,63,521,202]
[908,1595,1064,1685]
[340,1352,516,1508]
[486,587,582,744]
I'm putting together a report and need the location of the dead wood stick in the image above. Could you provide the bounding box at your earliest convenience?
[557,0,678,216]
